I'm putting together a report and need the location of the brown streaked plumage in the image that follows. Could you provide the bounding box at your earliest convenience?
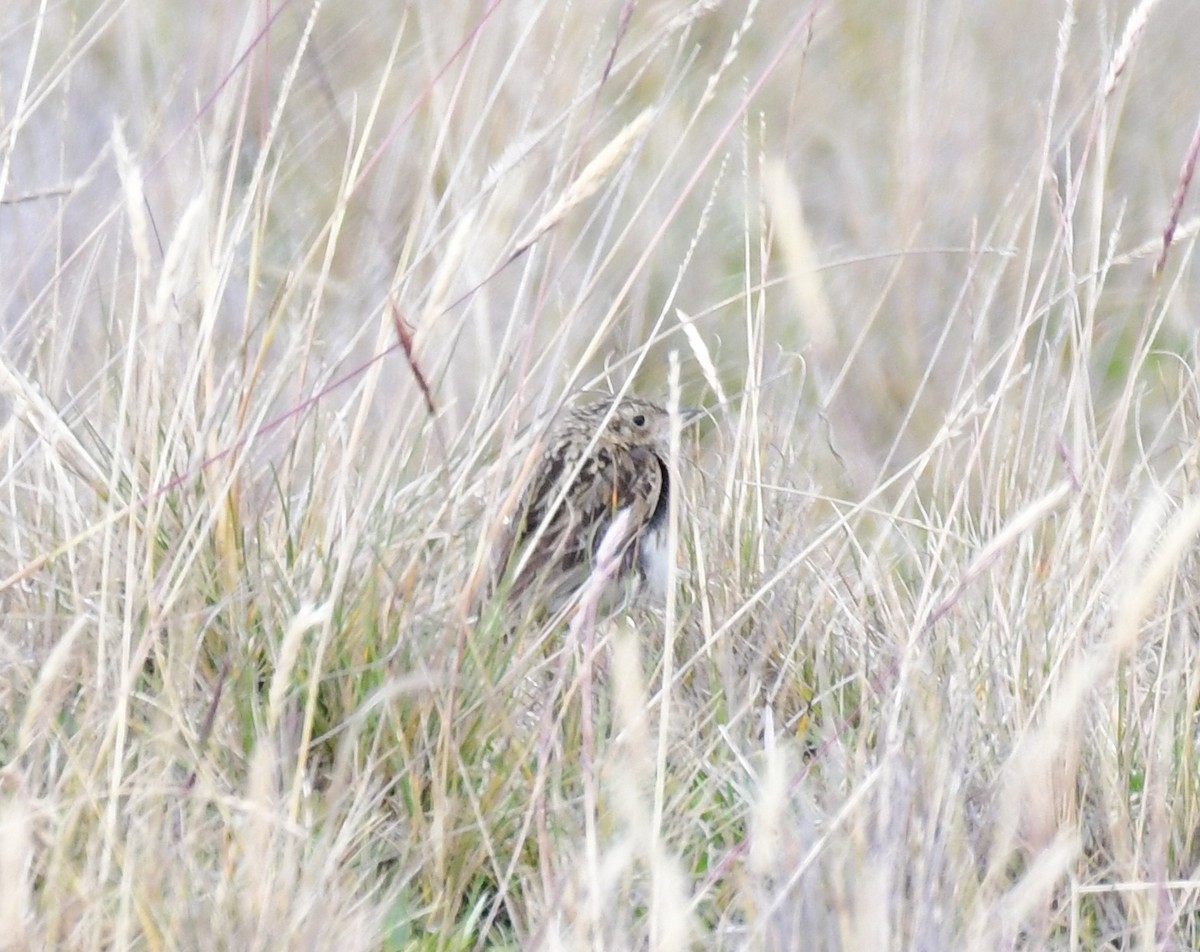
[490,396,699,613]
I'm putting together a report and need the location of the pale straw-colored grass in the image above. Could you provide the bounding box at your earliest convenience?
[4,0,1200,948]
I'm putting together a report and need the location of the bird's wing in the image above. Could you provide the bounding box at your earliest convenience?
[497,445,663,600]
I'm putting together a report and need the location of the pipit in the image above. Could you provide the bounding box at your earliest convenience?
[489,396,702,616]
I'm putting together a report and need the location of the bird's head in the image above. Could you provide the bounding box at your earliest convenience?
[565,397,702,455]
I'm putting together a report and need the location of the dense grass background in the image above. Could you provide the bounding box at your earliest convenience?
[4,0,1200,948]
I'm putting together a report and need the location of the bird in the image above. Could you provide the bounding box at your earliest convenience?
[487,395,701,617]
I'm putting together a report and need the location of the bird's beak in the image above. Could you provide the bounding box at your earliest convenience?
[657,405,706,437]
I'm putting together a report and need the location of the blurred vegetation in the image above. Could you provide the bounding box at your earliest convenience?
[4,0,1200,948]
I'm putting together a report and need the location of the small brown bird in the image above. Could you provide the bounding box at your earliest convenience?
[490,396,701,615]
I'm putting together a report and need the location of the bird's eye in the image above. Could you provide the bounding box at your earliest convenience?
[632,413,646,427]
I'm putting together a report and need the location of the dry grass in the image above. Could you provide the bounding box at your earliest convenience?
[4,0,1200,948]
